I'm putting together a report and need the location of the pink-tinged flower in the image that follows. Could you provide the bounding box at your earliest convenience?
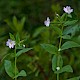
[6,39,15,48]
[63,6,73,14]
[44,17,50,27]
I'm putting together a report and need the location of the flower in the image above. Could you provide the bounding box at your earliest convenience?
[58,48,61,51]
[63,6,73,14]
[56,66,60,71]
[56,13,59,17]
[23,44,25,47]
[6,39,15,48]
[44,17,50,27]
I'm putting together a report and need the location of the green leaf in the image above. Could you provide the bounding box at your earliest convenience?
[60,13,67,21]
[12,16,25,32]
[16,33,20,45]
[20,17,26,31]
[58,55,63,68]
[5,19,15,32]
[52,55,57,71]
[60,65,73,73]
[63,24,79,36]
[52,55,63,71]
[61,35,71,39]
[16,48,32,57]
[64,20,78,26]
[4,60,14,78]
[55,65,73,74]
[13,16,18,28]
[9,33,15,40]
[67,76,80,80]
[33,27,45,38]
[67,14,72,18]
[16,46,25,50]
[14,70,27,78]
[51,26,62,36]
[41,44,58,54]
[61,41,80,51]
[35,70,40,77]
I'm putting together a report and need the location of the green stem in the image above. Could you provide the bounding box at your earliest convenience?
[57,25,64,80]
[59,37,62,50]
[15,47,17,80]
[59,24,64,50]
[57,73,59,80]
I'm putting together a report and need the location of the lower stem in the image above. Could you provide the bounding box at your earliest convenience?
[57,73,59,80]
[15,47,17,80]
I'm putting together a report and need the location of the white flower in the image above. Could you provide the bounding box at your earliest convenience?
[63,6,73,14]
[44,17,50,27]
[23,44,25,47]
[56,66,60,71]
[56,13,59,17]
[58,48,61,51]
[6,39,15,48]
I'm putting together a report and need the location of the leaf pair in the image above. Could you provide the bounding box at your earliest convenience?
[41,41,80,53]
[4,60,27,79]
[52,55,63,71]
[52,55,73,74]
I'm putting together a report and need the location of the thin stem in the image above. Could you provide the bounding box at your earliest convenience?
[57,73,59,80]
[59,25,64,50]
[15,46,17,80]
[57,25,64,80]
[59,37,62,50]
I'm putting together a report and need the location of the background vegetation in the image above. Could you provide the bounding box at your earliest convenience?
[0,0,80,80]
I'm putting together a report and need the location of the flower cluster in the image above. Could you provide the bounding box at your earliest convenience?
[44,6,73,26]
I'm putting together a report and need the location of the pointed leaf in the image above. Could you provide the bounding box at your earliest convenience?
[14,70,27,78]
[5,19,15,31]
[4,60,14,78]
[20,17,26,28]
[13,16,18,28]
[41,44,58,54]
[55,65,73,74]
[51,26,62,36]
[64,20,78,26]
[61,41,80,51]
[60,13,67,21]
[63,25,79,36]
[67,76,80,80]
[52,55,57,71]
[16,33,20,44]
[19,17,26,31]
[9,33,15,40]
[58,55,63,68]
[67,14,72,18]
[16,48,32,57]
[62,35,71,39]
